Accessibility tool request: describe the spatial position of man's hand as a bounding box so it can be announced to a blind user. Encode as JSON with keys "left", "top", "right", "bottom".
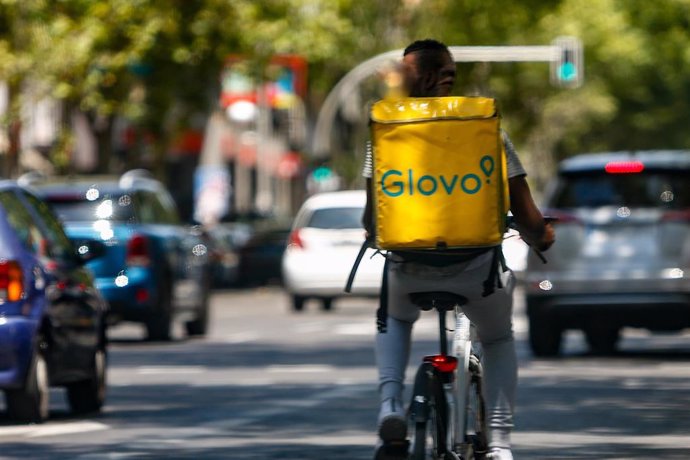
{"left": 535, "top": 221, "right": 555, "bottom": 252}
{"left": 509, "top": 176, "right": 556, "bottom": 252}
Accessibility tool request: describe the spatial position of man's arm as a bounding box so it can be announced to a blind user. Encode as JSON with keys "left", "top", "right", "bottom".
{"left": 509, "top": 175, "right": 555, "bottom": 251}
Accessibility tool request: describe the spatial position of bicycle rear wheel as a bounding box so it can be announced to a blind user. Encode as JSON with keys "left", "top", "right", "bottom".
{"left": 410, "top": 369, "right": 448, "bottom": 460}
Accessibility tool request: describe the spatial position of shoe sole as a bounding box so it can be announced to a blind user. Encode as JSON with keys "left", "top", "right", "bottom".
{"left": 378, "top": 415, "right": 407, "bottom": 443}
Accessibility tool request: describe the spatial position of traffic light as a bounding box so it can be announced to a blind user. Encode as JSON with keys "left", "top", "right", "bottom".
{"left": 307, "top": 166, "right": 341, "bottom": 193}
{"left": 551, "top": 36, "right": 583, "bottom": 88}
{"left": 312, "top": 166, "right": 334, "bottom": 182}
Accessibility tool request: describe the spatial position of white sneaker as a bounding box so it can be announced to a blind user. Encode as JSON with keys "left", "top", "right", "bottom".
{"left": 487, "top": 447, "right": 514, "bottom": 460}
{"left": 377, "top": 397, "right": 407, "bottom": 442}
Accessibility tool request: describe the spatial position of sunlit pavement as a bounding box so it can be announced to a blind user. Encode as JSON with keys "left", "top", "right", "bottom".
{"left": 1, "top": 286, "right": 689, "bottom": 459}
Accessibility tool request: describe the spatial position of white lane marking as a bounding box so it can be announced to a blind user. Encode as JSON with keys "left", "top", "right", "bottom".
{"left": 220, "top": 332, "right": 259, "bottom": 343}
{"left": 0, "top": 421, "right": 108, "bottom": 439}
{"left": 334, "top": 323, "right": 373, "bottom": 335}
{"left": 136, "top": 366, "right": 205, "bottom": 375}
{"left": 265, "top": 364, "right": 337, "bottom": 373}
{"left": 189, "top": 430, "right": 690, "bottom": 449}
{"left": 221, "top": 432, "right": 377, "bottom": 447}
{"left": 515, "top": 431, "right": 690, "bottom": 449}
{"left": 294, "top": 322, "right": 324, "bottom": 333}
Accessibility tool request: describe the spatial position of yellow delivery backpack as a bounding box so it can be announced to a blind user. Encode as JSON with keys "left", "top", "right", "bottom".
{"left": 370, "top": 96, "right": 510, "bottom": 251}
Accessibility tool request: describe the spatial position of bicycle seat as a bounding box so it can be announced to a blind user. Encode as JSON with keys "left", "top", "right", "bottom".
{"left": 408, "top": 291, "right": 468, "bottom": 311}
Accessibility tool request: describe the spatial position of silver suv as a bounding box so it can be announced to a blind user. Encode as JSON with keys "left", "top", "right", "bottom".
{"left": 523, "top": 150, "right": 690, "bottom": 356}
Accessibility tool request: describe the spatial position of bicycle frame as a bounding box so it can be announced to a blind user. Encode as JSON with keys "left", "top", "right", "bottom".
{"left": 451, "top": 308, "right": 486, "bottom": 458}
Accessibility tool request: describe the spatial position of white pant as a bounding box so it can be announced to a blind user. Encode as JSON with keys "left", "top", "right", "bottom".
{"left": 375, "top": 251, "right": 517, "bottom": 449}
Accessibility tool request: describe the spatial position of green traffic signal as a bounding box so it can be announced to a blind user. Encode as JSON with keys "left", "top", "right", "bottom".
{"left": 550, "top": 36, "right": 583, "bottom": 88}
{"left": 558, "top": 61, "right": 577, "bottom": 81}
{"left": 312, "top": 166, "right": 333, "bottom": 181}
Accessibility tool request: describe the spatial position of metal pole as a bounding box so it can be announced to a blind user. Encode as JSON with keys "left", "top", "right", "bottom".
{"left": 311, "top": 45, "right": 563, "bottom": 158}
{"left": 255, "top": 84, "right": 273, "bottom": 213}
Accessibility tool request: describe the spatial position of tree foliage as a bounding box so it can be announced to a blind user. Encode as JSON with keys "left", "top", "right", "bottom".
{"left": 1, "top": 0, "right": 690, "bottom": 188}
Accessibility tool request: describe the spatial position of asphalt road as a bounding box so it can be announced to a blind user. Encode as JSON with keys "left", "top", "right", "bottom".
{"left": 1, "top": 285, "right": 689, "bottom": 459}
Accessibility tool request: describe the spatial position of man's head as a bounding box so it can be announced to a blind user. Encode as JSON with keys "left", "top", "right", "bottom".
{"left": 402, "top": 39, "right": 456, "bottom": 97}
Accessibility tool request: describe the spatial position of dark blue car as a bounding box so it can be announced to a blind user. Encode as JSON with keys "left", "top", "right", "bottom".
{"left": 28, "top": 170, "right": 211, "bottom": 341}
{"left": 0, "top": 181, "right": 108, "bottom": 423}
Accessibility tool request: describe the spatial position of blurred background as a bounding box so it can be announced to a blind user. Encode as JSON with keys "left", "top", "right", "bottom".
{"left": 2, "top": 0, "right": 689, "bottom": 226}
{"left": 3, "top": 3, "right": 690, "bottom": 456}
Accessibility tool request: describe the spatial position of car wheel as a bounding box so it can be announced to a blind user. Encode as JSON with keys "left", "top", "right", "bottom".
{"left": 292, "top": 295, "right": 306, "bottom": 312}
{"left": 67, "top": 348, "right": 107, "bottom": 414}
{"left": 585, "top": 324, "right": 620, "bottom": 355}
{"left": 528, "top": 313, "right": 562, "bottom": 357}
{"left": 186, "top": 277, "right": 210, "bottom": 337}
{"left": 5, "top": 350, "right": 49, "bottom": 423}
{"left": 321, "top": 297, "right": 334, "bottom": 312}
{"left": 146, "top": 280, "right": 173, "bottom": 341}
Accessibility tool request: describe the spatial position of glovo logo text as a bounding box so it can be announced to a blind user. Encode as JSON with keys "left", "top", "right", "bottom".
{"left": 380, "top": 155, "right": 495, "bottom": 197}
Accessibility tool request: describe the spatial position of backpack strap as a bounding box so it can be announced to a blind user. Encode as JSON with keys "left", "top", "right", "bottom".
{"left": 345, "top": 239, "right": 389, "bottom": 333}
{"left": 344, "top": 239, "right": 371, "bottom": 293}
{"left": 481, "top": 246, "right": 508, "bottom": 297}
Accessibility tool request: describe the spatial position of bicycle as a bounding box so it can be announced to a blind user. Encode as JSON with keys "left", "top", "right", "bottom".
{"left": 407, "top": 290, "right": 486, "bottom": 460}
{"left": 404, "top": 218, "right": 554, "bottom": 460}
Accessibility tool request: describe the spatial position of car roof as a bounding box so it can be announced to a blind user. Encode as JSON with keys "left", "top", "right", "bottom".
{"left": 300, "top": 190, "right": 366, "bottom": 210}
{"left": 0, "top": 179, "right": 21, "bottom": 191}
{"left": 559, "top": 150, "right": 690, "bottom": 173}
{"left": 21, "top": 170, "right": 164, "bottom": 196}
{"left": 30, "top": 178, "right": 122, "bottom": 195}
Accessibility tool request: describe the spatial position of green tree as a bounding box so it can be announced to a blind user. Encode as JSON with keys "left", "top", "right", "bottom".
{"left": 3, "top": 0, "right": 690, "bottom": 193}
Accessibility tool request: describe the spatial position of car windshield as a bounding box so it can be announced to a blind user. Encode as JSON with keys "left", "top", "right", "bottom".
{"left": 45, "top": 193, "right": 136, "bottom": 222}
{"left": 307, "top": 207, "right": 363, "bottom": 229}
{"left": 553, "top": 170, "right": 690, "bottom": 209}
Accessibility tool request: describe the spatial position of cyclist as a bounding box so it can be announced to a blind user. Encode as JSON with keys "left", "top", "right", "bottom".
{"left": 364, "top": 39, "right": 555, "bottom": 460}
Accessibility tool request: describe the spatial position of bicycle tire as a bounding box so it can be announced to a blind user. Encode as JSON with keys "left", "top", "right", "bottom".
{"left": 410, "top": 369, "right": 448, "bottom": 460}
{"left": 431, "top": 374, "right": 449, "bottom": 459}
{"left": 411, "top": 421, "right": 427, "bottom": 460}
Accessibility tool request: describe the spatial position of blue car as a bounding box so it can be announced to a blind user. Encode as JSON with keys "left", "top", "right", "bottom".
{"left": 28, "top": 170, "right": 212, "bottom": 341}
{"left": 0, "top": 181, "right": 108, "bottom": 423}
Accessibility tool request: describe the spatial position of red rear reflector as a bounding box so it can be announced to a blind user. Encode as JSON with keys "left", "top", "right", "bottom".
{"left": 424, "top": 355, "right": 458, "bottom": 373}
{"left": 605, "top": 161, "right": 644, "bottom": 174}
{"left": 0, "top": 260, "right": 24, "bottom": 301}
{"left": 135, "top": 288, "right": 150, "bottom": 303}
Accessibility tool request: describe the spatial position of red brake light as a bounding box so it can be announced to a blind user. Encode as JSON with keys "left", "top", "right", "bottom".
{"left": 287, "top": 229, "right": 305, "bottom": 249}
{"left": 661, "top": 209, "right": 690, "bottom": 222}
{"left": 543, "top": 209, "right": 581, "bottom": 224}
{"left": 126, "top": 234, "right": 151, "bottom": 267}
{"left": 605, "top": 161, "right": 644, "bottom": 174}
{"left": 424, "top": 355, "right": 458, "bottom": 373}
{"left": 0, "top": 260, "right": 24, "bottom": 302}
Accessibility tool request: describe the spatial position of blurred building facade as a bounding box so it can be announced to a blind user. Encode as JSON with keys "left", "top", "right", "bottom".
{"left": 195, "top": 54, "right": 309, "bottom": 226}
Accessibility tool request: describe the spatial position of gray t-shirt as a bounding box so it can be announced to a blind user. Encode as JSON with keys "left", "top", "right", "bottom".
{"left": 362, "top": 130, "right": 526, "bottom": 179}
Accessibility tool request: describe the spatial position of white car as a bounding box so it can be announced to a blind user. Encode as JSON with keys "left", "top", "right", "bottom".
{"left": 282, "top": 190, "right": 385, "bottom": 311}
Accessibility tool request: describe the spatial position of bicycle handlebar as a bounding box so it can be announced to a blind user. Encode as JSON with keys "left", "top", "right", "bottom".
{"left": 506, "top": 215, "right": 557, "bottom": 264}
